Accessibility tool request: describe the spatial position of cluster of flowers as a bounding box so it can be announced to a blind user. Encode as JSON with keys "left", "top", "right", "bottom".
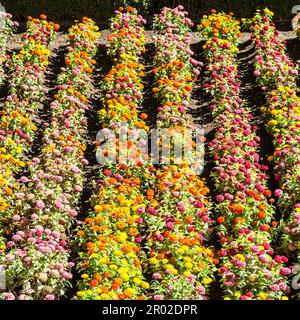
{"left": 251, "top": 9, "right": 300, "bottom": 277}
{"left": 0, "top": 15, "right": 59, "bottom": 167}
{"left": 199, "top": 11, "right": 290, "bottom": 299}
{"left": 0, "top": 16, "right": 58, "bottom": 247}
{"left": 0, "top": 17, "right": 101, "bottom": 300}
{"left": 146, "top": 6, "right": 216, "bottom": 300}
{"left": 75, "top": 7, "right": 151, "bottom": 300}
{"left": 0, "top": 11, "right": 18, "bottom": 85}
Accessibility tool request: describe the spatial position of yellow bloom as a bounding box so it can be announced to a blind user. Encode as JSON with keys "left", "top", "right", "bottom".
{"left": 203, "top": 278, "right": 213, "bottom": 285}
{"left": 101, "top": 293, "right": 110, "bottom": 299}
{"left": 235, "top": 254, "right": 245, "bottom": 261}
{"left": 268, "top": 119, "right": 278, "bottom": 126}
{"left": 149, "top": 258, "right": 158, "bottom": 265}
{"left": 76, "top": 291, "right": 85, "bottom": 297}
{"left": 258, "top": 292, "right": 266, "bottom": 299}
{"left": 121, "top": 273, "right": 130, "bottom": 282}
{"left": 134, "top": 278, "right": 141, "bottom": 285}
{"left": 185, "top": 262, "right": 193, "bottom": 269}
{"left": 119, "top": 232, "right": 128, "bottom": 242}
{"left": 118, "top": 267, "right": 127, "bottom": 274}
{"left": 141, "top": 281, "right": 150, "bottom": 289}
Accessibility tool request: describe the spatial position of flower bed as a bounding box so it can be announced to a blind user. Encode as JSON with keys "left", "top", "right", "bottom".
{"left": 0, "top": 17, "right": 100, "bottom": 300}
{"left": 199, "top": 11, "right": 289, "bottom": 300}
{"left": 145, "top": 6, "right": 216, "bottom": 300}
{"left": 251, "top": 8, "right": 300, "bottom": 291}
{"left": 0, "top": 15, "right": 58, "bottom": 246}
{"left": 75, "top": 7, "right": 151, "bottom": 300}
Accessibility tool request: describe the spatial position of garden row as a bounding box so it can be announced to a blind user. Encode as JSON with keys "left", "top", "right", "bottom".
{"left": 251, "top": 9, "right": 300, "bottom": 293}
{"left": 199, "top": 11, "right": 290, "bottom": 299}
{"left": 0, "top": 16, "right": 101, "bottom": 300}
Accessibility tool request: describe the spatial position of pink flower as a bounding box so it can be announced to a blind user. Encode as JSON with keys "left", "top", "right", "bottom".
{"left": 69, "top": 210, "right": 78, "bottom": 217}
{"left": 135, "top": 236, "right": 142, "bottom": 243}
{"left": 35, "top": 200, "right": 45, "bottom": 210}
{"left": 274, "top": 189, "right": 283, "bottom": 197}
{"left": 280, "top": 267, "right": 291, "bottom": 275}
{"left": 3, "top": 292, "right": 15, "bottom": 300}
{"left": 216, "top": 195, "right": 224, "bottom": 202}
{"left": 137, "top": 206, "right": 145, "bottom": 214}
{"left": 148, "top": 207, "right": 157, "bottom": 215}
{"left": 54, "top": 201, "right": 64, "bottom": 210}
{"left": 73, "top": 185, "right": 83, "bottom": 192}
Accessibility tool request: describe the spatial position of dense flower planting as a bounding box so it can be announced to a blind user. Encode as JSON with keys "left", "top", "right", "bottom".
{"left": 0, "top": 17, "right": 100, "bottom": 300}
{"left": 1, "top": 16, "right": 58, "bottom": 166}
{"left": 146, "top": 5, "right": 216, "bottom": 300}
{"left": 199, "top": 11, "right": 290, "bottom": 300}
{"left": 75, "top": 7, "right": 151, "bottom": 300}
{"left": 251, "top": 8, "right": 300, "bottom": 292}
{"left": 0, "top": 16, "right": 58, "bottom": 247}
{"left": 0, "top": 5, "right": 298, "bottom": 301}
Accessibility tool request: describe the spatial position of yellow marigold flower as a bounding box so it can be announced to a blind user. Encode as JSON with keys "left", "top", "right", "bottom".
{"left": 235, "top": 254, "right": 245, "bottom": 261}
{"left": 149, "top": 258, "right": 158, "bottom": 265}
{"left": 268, "top": 119, "right": 278, "bottom": 126}
{"left": 258, "top": 292, "right": 266, "bottom": 299}
{"left": 101, "top": 293, "right": 110, "bottom": 300}
{"left": 76, "top": 291, "right": 85, "bottom": 297}
{"left": 109, "top": 264, "right": 118, "bottom": 270}
{"left": 183, "top": 271, "right": 191, "bottom": 277}
{"left": 121, "top": 274, "right": 130, "bottom": 282}
{"left": 203, "top": 278, "right": 213, "bottom": 285}
{"left": 184, "top": 262, "right": 193, "bottom": 269}
{"left": 119, "top": 232, "right": 128, "bottom": 242}
{"left": 134, "top": 278, "right": 141, "bottom": 285}
{"left": 141, "top": 282, "right": 150, "bottom": 289}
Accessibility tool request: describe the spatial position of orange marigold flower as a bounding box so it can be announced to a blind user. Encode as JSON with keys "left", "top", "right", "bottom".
{"left": 90, "top": 280, "right": 98, "bottom": 287}
{"left": 217, "top": 216, "right": 225, "bottom": 224}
